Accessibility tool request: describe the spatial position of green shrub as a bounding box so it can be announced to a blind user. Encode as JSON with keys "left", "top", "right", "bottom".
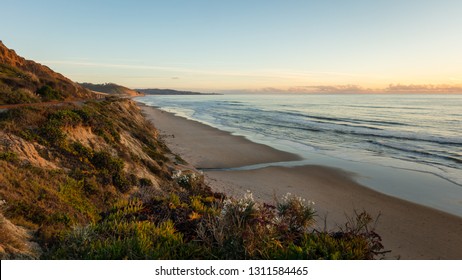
{"left": 83, "top": 176, "right": 99, "bottom": 195}
{"left": 112, "top": 172, "right": 130, "bottom": 193}
{"left": 39, "top": 119, "right": 66, "bottom": 146}
{"left": 276, "top": 193, "right": 316, "bottom": 236}
{"left": 70, "top": 142, "right": 93, "bottom": 161}
{"left": 91, "top": 151, "right": 123, "bottom": 172}
{"left": 0, "top": 151, "right": 18, "bottom": 162}
{"left": 73, "top": 108, "right": 93, "bottom": 124}
{"left": 1, "top": 88, "right": 40, "bottom": 104}
{"left": 37, "top": 85, "right": 63, "bottom": 101}
{"left": 45, "top": 191, "right": 386, "bottom": 260}
{"left": 8, "top": 201, "right": 48, "bottom": 225}
{"left": 139, "top": 178, "right": 153, "bottom": 188}
{"left": 57, "top": 178, "right": 98, "bottom": 222}
{"left": 18, "top": 129, "right": 36, "bottom": 141}
{"left": 46, "top": 200, "right": 190, "bottom": 259}
{"left": 92, "top": 119, "right": 120, "bottom": 145}
{"left": 48, "top": 110, "right": 82, "bottom": 127}
{"left": 89, "top": 151, "right": 132, "bottom": 192}
{"left": 173, "top": 171, "right": 204, "bottom": 194}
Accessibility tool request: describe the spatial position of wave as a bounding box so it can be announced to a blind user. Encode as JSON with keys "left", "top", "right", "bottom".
{"left": 367, "top": 140, "right": 462, "bottom": 165}
{"left": 344, "top": 104, "right": 425, "bottom": 110}
{"left": 140, "top": 94, "right": 462, "bottom": 173}
{"left": 248, "top": 114, "right": 462, "bottom": 147}
{"left": 283, "top": 110, "right": 408, "bottom": 127}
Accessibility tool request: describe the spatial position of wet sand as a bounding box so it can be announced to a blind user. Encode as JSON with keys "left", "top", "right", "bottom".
{"left": 140, "top": 103, "right": 462, "bottom": 259}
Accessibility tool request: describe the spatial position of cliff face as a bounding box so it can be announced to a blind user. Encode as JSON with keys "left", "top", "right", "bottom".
{"left": 0, "top": 41, "right": 193, "bottom": 259}
{"left": 0, "top": 42, "right": 27, "bottom": 68}
{"left": 80, "top": 82, "right": 142, "bottom": 97}
{"left": 0, "top": 98, "right": 187, "bottom": 259}
{"left": 0, "top": 41, "right": 95, "bottom": 104}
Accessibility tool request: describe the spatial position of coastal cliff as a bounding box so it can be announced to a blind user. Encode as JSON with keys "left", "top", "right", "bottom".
{"left": 0, "top": 41, "right": 95, "bottom": 105}
{"left": 0, "top": 98, "right": 190, "bottom": 258}
{"left": 79, "top": 82, "right": 143, "bottom": 97}
{"left": 0, "top": 42, "right": 384, "bottom": 260}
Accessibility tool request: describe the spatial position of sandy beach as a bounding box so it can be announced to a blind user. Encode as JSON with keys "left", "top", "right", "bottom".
{"left": 140, "top": 103, "right": 462, "bottom": 260}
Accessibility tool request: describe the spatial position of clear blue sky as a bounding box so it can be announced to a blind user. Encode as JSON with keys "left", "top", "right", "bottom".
{"left": 2, "top": 0, "right": 462, "bottom": 92}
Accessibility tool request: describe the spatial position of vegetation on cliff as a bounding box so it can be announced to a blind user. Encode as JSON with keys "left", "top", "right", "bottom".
{"left": 0, "top": 98, "right": 175, "bottom": 257}
{"left": 79, "top": 82, "right": 142, "bottom": 97}
{"left": 0, "top": 41, "right": 95, "bottom": 105}
{"left": 0, "top": 98, "right": 386, "bottom": 259}
{"left": 0, "top": 41, "right": 386, "bottom": 259}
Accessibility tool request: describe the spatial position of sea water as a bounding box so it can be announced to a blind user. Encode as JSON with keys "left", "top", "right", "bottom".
{"left": 136, "top": 94, "right": 462, "bottom": 216}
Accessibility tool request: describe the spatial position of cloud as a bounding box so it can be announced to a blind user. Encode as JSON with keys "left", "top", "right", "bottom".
{"left": 290, "top": 85, "right": 368, "bottom": 93}
{"left": 386, "top": 84, "right": 462, "bottom": 93}
{"left": 39, "top": 60, "right": 207, "bottom": 74}
{"left": 237, "top": 83, "right": 462, "bottom": 94}
{"left": 38, "top": 60, "right": 462, "bottom": 94}
{"left": 243, "top": 85, "right": 371, "bottom": 94}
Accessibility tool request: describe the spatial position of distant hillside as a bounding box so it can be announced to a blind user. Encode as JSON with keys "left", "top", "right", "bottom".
{"left": 137, "top": 88, "right": 220, "bottom": 95}
{"left": 80, "top": 82, "right": 142, "bottom": 97}
{"left": 0, "top": 41, "right": 95, "bottom": 105}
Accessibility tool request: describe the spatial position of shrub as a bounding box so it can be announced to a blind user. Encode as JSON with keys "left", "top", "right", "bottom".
{"left": 139, "top": 178, "right": 153, "bottom": 188}
{"left": 1, "top": 88, "right": 40, "bottom": 104}
{"left": 89, "top": 151, "right": 131, "bottom": 192}
{"left": 112, "top": 173, "right": 130, "bottom": 193}
{"left": 91, "top": 151, "right": 123, "bottom": 172}
{"left": 276, "top": 193, "right": 316, "bottom": 236}
{"left": 70, "top": 142, "right": 93, "bottom": 161}
{"left": 0, "top": 152, "right": 18, "bottom": 162}
{"left": 269, "top": 211, "right": 385, "bottom": 260}
{"left": 57, "top": 178, "right": 98, "bottom": 222}
{"left": 83, "top": 176, "right": 99, "bottom": 195}
{"left": 48, "top": 110, "right": 82, "bottom": 127}
{"left": 38, "top": 119, "right": 66, "bottom": 146}
{"left": 73, "top": 109, "right": 92, "bottom": 124}
{"left": 197, "top": 192, "right": 384, "bottom": 259}
{"left": 46, "top": 200, "right": 190, "bottom": 259}
{"left": 172, "top": 170, "right": 204, "bottom": 194}
{"left": 37, "top": 85, "right": 63, "bottom": 101}
{"left": 92, "top": 118, "right": 120, "bottom": 145}
{"left": 44, "top": 191, "right": 387, "bottom": 260}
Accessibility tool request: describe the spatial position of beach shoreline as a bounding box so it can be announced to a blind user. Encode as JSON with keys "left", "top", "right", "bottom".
{"left": 138, "top": 102, "right": 462, "bottom": 260}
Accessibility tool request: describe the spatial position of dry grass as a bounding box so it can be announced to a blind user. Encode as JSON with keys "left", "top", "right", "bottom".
{"left": 0, "top": 99, "right": 177, "bottom": 258}
{"left": 0, "top": 211, "right": 41, "bottom": 259}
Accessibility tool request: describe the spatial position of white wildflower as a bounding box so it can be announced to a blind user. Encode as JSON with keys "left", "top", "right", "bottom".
{"left": 220, "top": 199, "right": 233, "bottom": 217}
{"left": 281, "top": 192, "right": 315, "bottom": 208}
{"left": 172, "top": 170, "right": 182, "bottom": 179}
{"left": 243, "top": 190, "right": 254, "bottom": 202}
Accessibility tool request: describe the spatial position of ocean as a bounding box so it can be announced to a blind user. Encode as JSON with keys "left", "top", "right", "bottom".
{"left": 136, "top": 94, "right": 462, "bottom": 217}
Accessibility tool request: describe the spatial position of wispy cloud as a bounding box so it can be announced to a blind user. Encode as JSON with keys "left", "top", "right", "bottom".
{"left": 40, "top": 60, "right": 210, "bottom": 74}
{"left": 385, "top": 84, "right": 462, "bottom": 93}
{"left": 233, "top": 84, "right": 462, "bottom": 94}
{"left": 240, "top": 84, "right": 371, "bottom": 94}
{"left": 39, "top": 60, "right": 376, "bottom": 81}
{"left": 39, "top": 60, "right": 462, "bottom": 93}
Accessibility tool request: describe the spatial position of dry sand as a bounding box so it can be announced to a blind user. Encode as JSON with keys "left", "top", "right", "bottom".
{"left": 140, "top": 104, "right": 462, "bottom": 259}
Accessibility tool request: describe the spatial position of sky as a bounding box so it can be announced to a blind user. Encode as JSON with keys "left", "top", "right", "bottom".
{"left": 2, "top": 0, "right": 462, "bottom": 93}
